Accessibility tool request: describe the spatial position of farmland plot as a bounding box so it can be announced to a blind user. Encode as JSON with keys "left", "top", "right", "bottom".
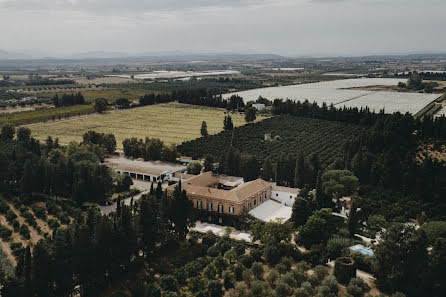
{"left": 224, "top": 78, "right": 441, "bottom": 115}
{"left": 178, "top": 115, "right": 363, "bottom": 165}
{"left": 27, "top": 103, "right": 266, "bottom": 147}
{"left": 338, "top": 92, "right": 440, "bottom": 115}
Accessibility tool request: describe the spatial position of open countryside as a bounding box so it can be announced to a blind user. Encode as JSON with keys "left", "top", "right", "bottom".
{"left": 26, "top": 102, "right": 267, "bottom": 147}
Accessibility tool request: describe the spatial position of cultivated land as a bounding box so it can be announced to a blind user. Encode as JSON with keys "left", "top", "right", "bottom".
{"left": 178, "top": 115, "right": 363, "bottom": 165}
{"left": 27, "top": 103, "right": 267, "bottom": 147}
{"left": 0, "top": 104, "right": 95, "bottom": 126}
{"left": 224, "top": 78, "right": 442, "bottom": 116}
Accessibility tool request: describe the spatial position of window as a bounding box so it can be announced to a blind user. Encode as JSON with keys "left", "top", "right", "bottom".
{"left": 276, "top": 193, "right": 278, "bottom": 197}
{"left": 264, "top": 192, "right": 267, "bottom": 199}
{"left": 248, "top": 202, "right": 252, "bottom": 208}
{"left": 207, "top": 202, "right": 213, "bottom": 211}
{"left": 254, "top": 199, "right": 257, "bottom": 206}
{"left": 197, "top": 200, "right": 202, "bottom": 210}
{"left": 229, "top": 206, "right": 234, "bottom": 214}
{"left": 218, "top": 204, "right": 223, "bottom": 213}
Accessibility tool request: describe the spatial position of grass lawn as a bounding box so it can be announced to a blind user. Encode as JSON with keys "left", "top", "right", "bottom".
{"left": 27, "top": 102, "right": 267, "bottom": 147}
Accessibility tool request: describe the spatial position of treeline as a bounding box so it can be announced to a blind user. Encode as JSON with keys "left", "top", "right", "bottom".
{"left": 0, "top": 126, "right": 115, "bottom": 203}
{"left": 52, "top": 93, "right": 85, "bottom": 107}
{"left": 271, "top": 98, "right": 446, "bottom": 139}
{"left": 122, "top": 137, "right": 178, "bottom": 162}
{"left": 25, "top": 76, "right": 76, "bottom": 86}
{"left": 395, "top": 71, "right": 446, "bottom": 80}
{"left": 1, "top": 184, "right": 194, "bottom": 296}
{"left": 272, "top": 99, "right": 383, "bottom": 126}
{"left": 138, "top": 90, "right": 245, "bottom": 110}
{"left": 82, "top": 130, "right": 116, "bottom": 154}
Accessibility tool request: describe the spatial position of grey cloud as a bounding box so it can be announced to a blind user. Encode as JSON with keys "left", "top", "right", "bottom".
{"left": 0, "top": 0, "right": 274, "bottom": 13}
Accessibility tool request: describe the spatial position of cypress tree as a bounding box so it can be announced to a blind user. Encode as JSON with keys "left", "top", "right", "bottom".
{"left": 24, "top": 246, "right": 32, "bottom": 296}
{"left": 294, "top": 151, "right": 305, "bottom": 188}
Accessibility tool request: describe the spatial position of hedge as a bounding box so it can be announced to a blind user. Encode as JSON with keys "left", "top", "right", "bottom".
{"left": 334, "top": 256, "right": 356, "bottom": 284}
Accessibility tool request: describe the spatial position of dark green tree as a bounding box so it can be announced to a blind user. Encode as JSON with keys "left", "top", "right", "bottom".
{"left": 294, "top": 151, "right": 305, "bottom": 188}
{"left": 1, "top": 124, "right": 15, "bottom": 140}
{"left": 201, "top": 121, "right": 209, "bottom": 137}
{"left": 93, "top": 98, "right": 108, "bottom": 113}
{"left": 245, "top": 107, "right": 257, "bottom": 123}
{"left": 223, "top": 114, "right": 234, "bottom": 131}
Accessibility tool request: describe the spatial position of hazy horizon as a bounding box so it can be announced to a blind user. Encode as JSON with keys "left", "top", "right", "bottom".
{"left": 1, "top": 0, "right": 445, "bottom": 58}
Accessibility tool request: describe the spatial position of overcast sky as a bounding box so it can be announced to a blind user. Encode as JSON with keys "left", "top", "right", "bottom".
{"left": 0, "top": 0, "right": 444, "bottom": 57}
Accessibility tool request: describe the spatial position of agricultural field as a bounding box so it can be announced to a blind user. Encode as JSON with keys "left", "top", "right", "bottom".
{"left": 178, "top": 115, "right": 363, "bottom": 165}
{"left": 224, "top": 78, "right": 442, "bottom": 115}
{"left": 0, "top": 104, "right": 95, "bottom": 126}
{"left": 0, "top": 196, "right": 78, "bottom": 276}
{"left": 26, "top": 103, "right": 267, "bottom": 147}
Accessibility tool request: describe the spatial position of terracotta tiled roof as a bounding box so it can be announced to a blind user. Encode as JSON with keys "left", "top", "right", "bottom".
{"left": 176, "top": 174, "right": 272, "bottom": 204}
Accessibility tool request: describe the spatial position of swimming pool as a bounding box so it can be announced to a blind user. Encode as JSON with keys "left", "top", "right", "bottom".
{"left": 349, "top": 244, "right": 375, "bottom": 257}
{"left": 353, "top": 247, "right": 374, "bottom": 256}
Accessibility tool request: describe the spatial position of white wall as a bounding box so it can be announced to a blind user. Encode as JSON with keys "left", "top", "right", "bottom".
{"left": 271, "top": 191, "right": 297, "bottom": 207}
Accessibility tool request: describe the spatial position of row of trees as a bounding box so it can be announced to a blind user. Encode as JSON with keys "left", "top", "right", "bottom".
{"left": 122, "top": 137, "right": 178, "bottom": 162}
{"left": 52, "top": 93, "right": 85, "bottom": 107}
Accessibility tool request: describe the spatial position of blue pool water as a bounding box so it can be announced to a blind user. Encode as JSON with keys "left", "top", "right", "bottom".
{"left": 354, "top": 248, "right": 374, "bottom": 257}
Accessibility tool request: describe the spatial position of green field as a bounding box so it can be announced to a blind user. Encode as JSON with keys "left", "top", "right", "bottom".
{"left": 0, "top": 105, "right": 95, "bottom": 127}
{"left": 178, "top": 115, "right": 364, "bottom": 165}
{"left": 27, "top": 103, "right": 267, "bottom": 147}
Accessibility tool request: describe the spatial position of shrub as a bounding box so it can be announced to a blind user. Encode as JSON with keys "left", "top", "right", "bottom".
{"left": 251, "top": 262, "right": 264, "bottom": 279}
{"left": 321, "top": 275, "right": 339, "bottom": 295}
{"left": 230, "top": 263, "right": 245, "bottom": 281}
{"left": 267, "top": 269, "right": 279, "bottom": 287}
{"left": 47, "top": 217, "right": 60, "bottom": 229}
{"left": 250, "top": 280, "right": 264, "bottom": 297}
{"left": 295, "top": 287, "right": 310, "bottom": 297}
{"left": 5, "top": 210, "right": 17, "bottom": 222}
{"left": 19, "top": 224, "right": 30, "bottom": 239}
{"left": 57, "top": 212, "right": 70, "bottom": 224}
{"left": 12, "top": 219, "right": 19, "bottom": 231}
{"left": 233, "top": 282, "right": 247, "bottom": 297}
{"left": 316, "top": 285, "right": 336, "bottom": 297}
{"left": 264, "top": 244, "right": 282, "bottom": 265}
{"left": 275, "top": 263, "right": 287, "bottom": 275}
{"left": 301, "top": 281, "right": 315, "bottom": 296}
{"left": 291, "top": 268, "right": 306, "bottom": 286}
{"left": 0, "top": 199, "right": 10, "bottom": 213}
{"left": 0, "top": 225, "right": 12, "bottom": 239}
{"left": 350, "top": 252, "right": 373, "bottom": 274}
{"left": 334, "top": 257, "right": 356, "bottom": 284}
{"left": 280, "top": 256, "right": 293, "bottom": 270}
{"left": 346, "top": 277, "right": 369, "bottom": 297}
{"left": 207, "top": 280, "right": 223, "bottom": 297}
{"left": 203, "top": 263, "right": 217, "bottom": 280}
{"left": 242, "top": 269, "right": 253, "bottom": 286}
{"left": 45, "top": 201, "right": 59, "bottom": 215}
{"left": 184, "top": 261, "right": 201, "bottom": 278}
{"left": 240, "top": 254, "right": 254, "bottom": 268}
{"left": 282, "top": 272, "right": 297, "bottom": 288}
{"left": 159, "top": 275, "right": 178, "bottom": 292}
{"left": 31, "top": 205, "right": 47, "bottom": 220}
{"left": 275, "top": 281, "right": 291, "bottom": 297}
{"left": 202, "top": 231, "right": 217, "bottom": 246}
{"left": 222, "top": 270, "right": 236, "bottom": 290}
{"left": 327, "top": 236, "right": 352, "bottom": 259}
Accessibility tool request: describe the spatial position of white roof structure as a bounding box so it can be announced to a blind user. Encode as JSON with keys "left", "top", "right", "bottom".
{"left": 249, "top": 199, "right": 293, "bottom": 222}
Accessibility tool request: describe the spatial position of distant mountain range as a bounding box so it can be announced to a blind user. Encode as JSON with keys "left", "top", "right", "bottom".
{"left": 0, "top": 49, "right": 445, "bottom": 68}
